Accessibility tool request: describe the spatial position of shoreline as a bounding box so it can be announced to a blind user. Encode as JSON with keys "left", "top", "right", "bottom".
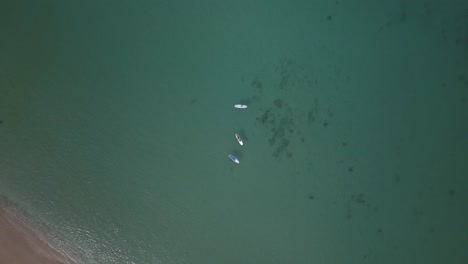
{"left": 0, "top": 198, "right": 77, "bottom": 264}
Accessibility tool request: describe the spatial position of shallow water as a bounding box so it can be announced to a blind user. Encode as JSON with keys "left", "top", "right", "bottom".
{"left": 1, "top": 1, "right": 468, "bottom": 263}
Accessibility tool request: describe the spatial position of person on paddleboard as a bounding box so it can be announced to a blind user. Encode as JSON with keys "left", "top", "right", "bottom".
{"left": 235, "top": 134, "right": 243, "bottom": 145}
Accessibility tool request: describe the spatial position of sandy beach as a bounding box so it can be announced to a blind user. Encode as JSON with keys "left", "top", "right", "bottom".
{"left": 0, "top": 205, "right": 76, "bottom": 264}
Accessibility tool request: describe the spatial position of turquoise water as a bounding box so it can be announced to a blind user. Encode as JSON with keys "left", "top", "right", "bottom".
{"left": 1, "top": 1, "right": 468, "bottom": 263}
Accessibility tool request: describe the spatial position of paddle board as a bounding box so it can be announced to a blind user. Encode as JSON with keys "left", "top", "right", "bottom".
{"left": 235, "top": 134, "right": 243, "bottom": 146}
{"left": 234, "top": 104, "right": 247, "bottom": 109}
{"left": 228, "top": 154, "right": 240, "bottom": 164}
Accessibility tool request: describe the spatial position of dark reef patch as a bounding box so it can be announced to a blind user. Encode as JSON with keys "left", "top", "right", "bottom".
{"left": 457, "top": 73, "right": 465, "bottom": 81}
{"left": 278, "top": 59, "right": 293, "bottom": 90}
{"left": 307, "top": 110, "right": 316, "bottom": 123}
{"left": 251, "top": 77, "right": 263, "bottom": 89}
{"left": 268, "top": 137, "right": 276, "bottom": 146}
{"left": 327, "top": 106, "right": 334, "bottom": 119}
{"left": 249, "top": 75, "right": 264, "bottom": 102}
{"left": 273, "top": 98, "right": 283, "bottom": 108}
{"left": 257, "top": 103, "right": 296, "bottom": 159}
{"left": 355, "top": 193, "right": 365, "bottom": 204}
{"left": 272, "top": 138, "right": 290, "bottom": 158}
{"left": 249, "top": 59, "right": 339, "bottom": 160}
{"left": 256, "top": 108, "right": 272, "bottom": 125}
{"left": 307, "top": 99, "right": 319, "bottom": 124}
{"left": 346, "top": 192, "right": 379, "bottom": 220}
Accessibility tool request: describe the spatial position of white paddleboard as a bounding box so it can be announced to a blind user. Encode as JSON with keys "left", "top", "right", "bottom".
{"left": 234, "top": 104, "right": 247, "bottom": 109}
{"left": 235, "top": 134, "right": 243, "bottom": 146}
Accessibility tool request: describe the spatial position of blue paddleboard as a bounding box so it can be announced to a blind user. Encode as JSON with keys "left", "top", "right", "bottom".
{"left": 228, "top": 154, "right": 239, "bottom": 164}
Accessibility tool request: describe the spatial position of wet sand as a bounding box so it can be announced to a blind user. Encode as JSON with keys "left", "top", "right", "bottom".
{"left": 0, "top": 206, "right": 76, "bottom": 264}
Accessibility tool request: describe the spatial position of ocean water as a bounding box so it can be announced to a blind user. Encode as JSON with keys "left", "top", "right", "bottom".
{"left": 1, "top": 1, "right": 467, "bottom": 263}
